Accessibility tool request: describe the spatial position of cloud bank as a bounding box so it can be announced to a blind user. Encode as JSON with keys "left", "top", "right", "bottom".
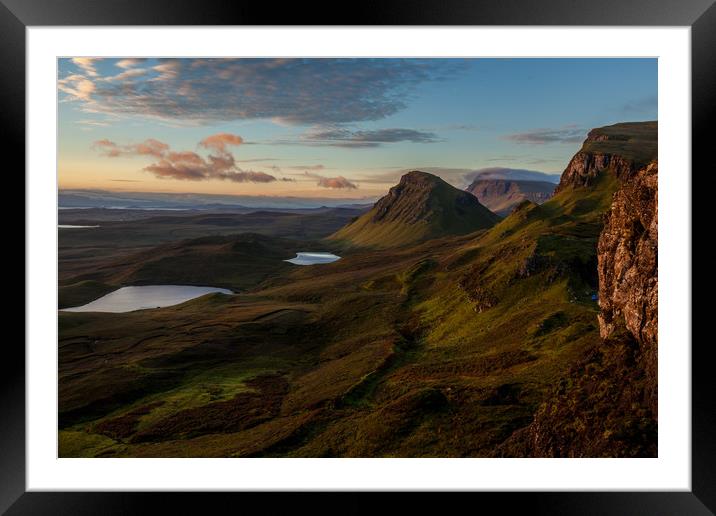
{"left": 463, "top": 167, "right": 562, "bottom": 184}
{"left": 60, "top": 58, "right": 462, "bottom": 125}
{"left": 300, "top": 127, "right": 440, "bottom": 148}
{"left": 503, "top": 126, "right": 586, "bottom": 144}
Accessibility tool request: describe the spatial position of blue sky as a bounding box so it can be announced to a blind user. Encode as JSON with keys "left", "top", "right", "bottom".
{"left": 58, "top": 58, "right": 657, "bottom": 199}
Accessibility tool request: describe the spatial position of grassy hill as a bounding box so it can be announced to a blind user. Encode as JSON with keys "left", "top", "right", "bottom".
{"left": 59, "top": 233, "right": 319, "bottom": 308}
{"left": 330, "top": 171, "right": 499, "bottom": 249}
{"left": 580, "top": 121, "right": 657, "bottom": 168}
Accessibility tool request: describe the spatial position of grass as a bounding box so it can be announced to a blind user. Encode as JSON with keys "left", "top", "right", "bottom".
{"left": 581, "top": 121, "right": 658, "bottom": 167}
{"left": 330, "top": 172, "right": 499, "bottom": 249}
{"left": 57, "top": 126, "right": 656, "bottom": 457}
{"left": 58, "top": 280, "right": 117, "bottom": 309}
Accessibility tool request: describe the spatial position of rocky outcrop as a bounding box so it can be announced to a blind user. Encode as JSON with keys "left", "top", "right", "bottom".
{"left": 466, "top": 179, "right": 555, "bottom": 217}
{"left": 495, "top": 139, "right": 658, "bottom": 457}
{"left": 555, "top": 121, "right": 658, "bottom": 193}
{"left": 597, "top": 161, "right": 658, "bottom": 346}
{"left": 597, "top": 160, "right": 658, "bottom": 415}
{"left": 495, "top": 331, "right": 657, "bottom": 458}
{"left": 555, "top": 150, "right": 636, "bottom": 192}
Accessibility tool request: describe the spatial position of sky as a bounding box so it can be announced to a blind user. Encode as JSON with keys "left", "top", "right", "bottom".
{"left": 58, "top": 58, "right": 657, "bottom": 201}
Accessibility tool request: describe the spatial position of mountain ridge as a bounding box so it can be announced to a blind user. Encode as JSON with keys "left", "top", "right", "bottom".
{"left": 329, "top": 170, "right": 499, "bottom": 248}
{"left": 466, "top": 178, "right": 555, "bottom": 216}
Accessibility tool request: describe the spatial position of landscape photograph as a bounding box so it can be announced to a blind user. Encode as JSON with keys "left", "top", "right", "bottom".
{"left": 57, "top": 57, "right": 658, "bottom": 458}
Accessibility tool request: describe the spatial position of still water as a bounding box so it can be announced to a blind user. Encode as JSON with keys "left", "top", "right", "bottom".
{"left": 61, "top": 285, "right": 232, "bottom": 313}
{"left": 284, "top": 252, "right": 341, "bottom": 265}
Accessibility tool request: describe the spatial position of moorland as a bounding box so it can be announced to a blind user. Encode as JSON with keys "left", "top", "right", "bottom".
{"left": 58, "top": 121, "right": 658, "bottom": 458}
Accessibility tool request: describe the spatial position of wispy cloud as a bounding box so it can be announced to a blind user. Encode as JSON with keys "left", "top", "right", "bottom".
{"left": 298, "top": 127, "right": 440, "bottom": 148}
{"left": 71, "top": 57, "right": 100, "bottom": 77}
{"left": 58, "top": 58, "right": 463, "bottom": 125}
{"left": 285, "top": 164, "right": 326, "bottom": 171}
{"left": 92, "top": 133, "right": 277, "bottom": 183}
{"left": 58, "top": 74, "right": 96, "bottom": 101}
{"left": 621, "top": 95, "right": 657, "bottom": 114}
{"left": 76, "top": 119, "right": 110, "bottom": 128}
{"left": 503, "top": 126, "right": 586, "bottom": 144}
{"left": 115, "top": 58, "right": 147, "bottom": 69}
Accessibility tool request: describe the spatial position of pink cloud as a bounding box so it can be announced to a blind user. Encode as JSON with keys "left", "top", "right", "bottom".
{"left": 199, "top": 133, "right": 244, "bottom": 153}
{"left": 317, "top": 176, "right": 358, "bottom": 189}
{"left": 93, "top": 134, "right": 276, "bottom": 184}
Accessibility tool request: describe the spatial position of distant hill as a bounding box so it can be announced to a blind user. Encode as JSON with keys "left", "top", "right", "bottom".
{"left": 466, "top": 179, "right": 555, "bottom": 217}
{"left": 58, "top": 122, "right": 661, "bottom": 459}
{"left": 329, "top": 171, "right": 499, "bottom": 248}
{"left": 62, "top": 233, "right": 307, "bottom": 299}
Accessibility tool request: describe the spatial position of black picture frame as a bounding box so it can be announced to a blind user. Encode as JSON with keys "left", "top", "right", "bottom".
{"left": 5, "top": 0, "right": 712, "bottom": 514}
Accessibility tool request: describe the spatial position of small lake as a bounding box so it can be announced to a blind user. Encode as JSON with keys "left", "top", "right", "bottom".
{"left": 285, "top": 252, "right": 341, "bottom": 265}
{"left": 58, "top": 225, "right": 100, "bottom": 229}
{"left": 61, "top": 285, "right": 233, "bottom": 313}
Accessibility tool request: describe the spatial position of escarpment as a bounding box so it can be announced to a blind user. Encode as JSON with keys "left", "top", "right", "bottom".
{"left": 496, "top": 122, "right": 658, "bottom": 457}
{"left": 597, "top": 160, "right": 658, "bottom": 416}
{"left": 556, "top": 121, "right": 658, "bottom": 193}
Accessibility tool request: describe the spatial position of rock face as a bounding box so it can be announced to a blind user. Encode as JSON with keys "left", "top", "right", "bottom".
{"left": 556, "top": 121, "right": 658, "bottom": 193}
{"left": 330, "top": 171, "right": 499, "bottom": 248}
{"left": 466, "top": 179, "right": 555, "bottom": 216}
{"left": 597, "top": 160, "right": 658, "bottom": 415}
{"left": 495, "top": 122, "right": 659, "bottom": 457}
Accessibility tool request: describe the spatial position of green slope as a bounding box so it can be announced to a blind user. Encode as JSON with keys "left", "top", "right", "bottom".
{"left": 329, "top": 171, "right": 499, "bottom": 249}
{"left": 57, "top": 122, "right": 658, "bottom": 458}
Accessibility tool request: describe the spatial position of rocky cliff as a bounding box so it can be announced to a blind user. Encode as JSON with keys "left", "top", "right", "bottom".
{"left": 466, "top": 179, "right": 555, "bottom": 216}
{"left": 597, "top": 160, "right": 658, "bottom": 416}
{"left": 556, "top": 121, "right": 658, "bottom": 193}
{"left": 496, "top": 122, "right": 658, "bottom": 457}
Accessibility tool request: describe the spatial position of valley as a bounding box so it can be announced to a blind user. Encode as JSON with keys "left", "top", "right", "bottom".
{"left": 58, "top": 122, "right": 658, "bottom": 458}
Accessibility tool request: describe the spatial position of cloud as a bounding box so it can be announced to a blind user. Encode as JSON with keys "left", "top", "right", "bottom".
{"left": 71, "top": 57, "right": 100, "bottom": 77}
{"left": 152, "top": 61, "right": 181, "bottom": 81}
{"left": 116, "top": 58, "right": 147, "bottom": 69}
{"left": 58, "top": 58, "right": 462, "bottom": 125}
{"left": 105, "top": 68, "right": 148, "bottom": 82}
{"left": 463, "top": 167, "right": 562, "bottom": 184}
{"left": 58, "top": 74, "right": 96, "bottom": 101}
{"left": 445, "top": 124, "right": 480, "bottom": 131}
{"left": 93, "top": 138, "right": 169, "bottom": 158}
{"left": 301, "top": 171, "right": 358, "bottom": 189}
{"left": 199, "top": 133, "right": 244, "bottom": 153}
{"left": 77, "top": 119, "right": 110, "bottom": 128}
{"left": 286, "top": 164, "right": 325, "bottom": 171}
{"left": 316, "top": 176, "right": 358, "bottom": 189}
{"left": 235, "top": 158, "right": 282, "bottom": 163}
{"left": 503, "top": 126, "right": 586, "bottom": 144}
{"left": 364, "top": 167, "right": 561, "bottom": 187}
{"left": 299, "top": 127, "right": 440, "bottom": 148}
{"left": 622, "top": 95, "right": 658, "bottom": 114}
{"left": 92, "top": 134, "right": 277, "bottom": 184}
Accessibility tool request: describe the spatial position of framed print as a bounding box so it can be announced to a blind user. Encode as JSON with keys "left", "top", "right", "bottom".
{"left": 6, "top": 0, "right": 713, "bottom": 513}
